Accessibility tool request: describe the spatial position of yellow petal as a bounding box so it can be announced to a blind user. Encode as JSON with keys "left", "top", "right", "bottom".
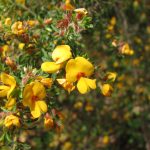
{"left": 106, "top": 72, "right": 117, "bottom": 82}
{"left": 77, "top": 77, "right": 96, "bottom": 94}
{"left": 36, "top": 101, "right": 47, "bottom": 113}
{"left": 75, "top": 57, "right": 94, "bottom": 76}
{"left": 0, "top": 85, "right": 10, "bottom": 97}
{"left": 5, "top": 97, "right": 16, "bottom": 110}
{"left": 4, "top": 115, "right": 20, "bottom": 128}
{"left": 85, "top": 78, "right": 96, "bottom": 89}
{"left": 66, "top": 57, "right": 94, "bottom": 82}
{"left": 31, "top": 102, "right": 41, "bottom": 118}
{"left": 101, "top": 84, "right": 113, "bottom": 96}
{"left": 57, "top": 79, "right": 66, "bottom": 85}
{"left": 52, "top": 45, "right": 72, "bottom": 64}
{"left": 31, "top": 101, "right": 47, "bottom": 118}
{"left": 77, "top": 77, "right": 89, "bottom": 94}
{"left": 57, "top": 78, "right": 75, "bottom": 93}
{"left": 23, "top": 83, "right": 33, "bottom": 107}
{"left": 41, "top": 62, "right": 63, "bottom": 73}
{"left": 74, "top": 8, "right": 88, "bottom": 15}
{"left": 64, "top": 0, "right": 75, "bottom": 11}
{"left": 1, "top": 73, "right": 16, "bottom": 98}
{"left": 66, "top": 59, "right": 79, "bottom": 82}
{"left": 40, "top": 78, "right": 53, "bottom": 88}
{"left": 1, "top": 73, "right": 16, "bottom": 86}
{"left": 18, "top": 43, "right": 25, "bottom": 50}
{"left": 32, "top": 82, "right": 46, "bottom": 100}
{"left": 12, "top": 118, "right": 20, "bottom": 127}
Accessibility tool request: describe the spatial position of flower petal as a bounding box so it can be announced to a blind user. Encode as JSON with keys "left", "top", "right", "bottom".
{"left": 31, "top": 100, "right": 47, "bottom": 118}
{"left": 1, "top": 73, "right": 16, "bottom": 87}
{"left": 77, "top": 77, "right": 89, "bottom": 94}
{"left": 41, "top": 62, "right": 63, "bottom": 73}
{"left": 23, "top": 83, "right": 33, "bottom": 107}
{"left": 66, "top": 57, "right": 94, "bottom": 82}
{"left": 1, "top": 73, "right": 16, "bottom": 98}
{"left": 52, "top": 45, "right": 72, "bottom": 64}
{"left": 0, "top": 85, "right": 10, "bottom": 97}
{"left": 75, "top": 57, "right": 94, "bottom": 77}
{"left": 32, "top": 82, "right": 46, "bottom": 100}
{"left": 31, "top": 102, "right": 41, "bottom": 118}
{"left": 37, "top": 101, "right": 47, "bottom": 113}
{"left": 5, "top": 97, "right": 16, "bottom": 110}
{"left": 66, "top": 59, "right": 79, "bottom": 82}
{"left": 85, "top": 78, "right": 96, "bottom": 90}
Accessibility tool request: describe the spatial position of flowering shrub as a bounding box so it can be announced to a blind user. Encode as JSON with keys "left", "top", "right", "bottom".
{"left": 0, "top": 0, "right": 149, "bottom": 150}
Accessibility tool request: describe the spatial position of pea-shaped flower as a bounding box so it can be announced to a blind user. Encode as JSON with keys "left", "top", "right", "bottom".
{"left": 66, "top": 57, "right": 96, "bottom": 94}
{"left": 0, "top": 73, "right": 16, "bottom": 98}
{"left": 41, "top": 45, "right": 72, "bottom": 73}
{"left": 4, "top": 115, "right": 20, "bottom": 128}
{"left": 23, "top": 81, "right": 47, "bottom": 118}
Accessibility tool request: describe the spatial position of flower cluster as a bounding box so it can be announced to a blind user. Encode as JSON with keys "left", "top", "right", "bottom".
{"left": 0, "top": 1, "right": 101, "bottom": 147}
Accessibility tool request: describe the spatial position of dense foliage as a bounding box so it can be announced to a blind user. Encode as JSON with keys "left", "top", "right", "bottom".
{"left": 0, "top": 0, "right": 150, "bottom": 150}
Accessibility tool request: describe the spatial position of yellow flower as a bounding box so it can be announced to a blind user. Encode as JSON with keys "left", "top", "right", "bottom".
{"left": 100, "top": 84, "right": 113, "bottom": 96}
{"left": 66, "top": 57, "right": 96, "bottom": 94}
{"left": 57, "top": 78, "right": 75, "bottom": 93}
{"left": 36, "top": 76, "right": 53, "bottom": 88}
{"left": 4, "top": 115, "right": 20, "bottom": 128}
{"left": 62, "top": 141, "right": 73, "bottom": 150}
{"left": 41, "top": 45, "right": 72, "bottom": 73}
{"left": 23, "top": 81, "right": 47, "bottom": 118}
{"left": 4, "top": 18, "right": 12, "bottom": 26}
{"left": 5, "top": 97, "right": 16, "bottom": 110}
{"left": 102, "top": 135, "right": 110, "bottom": 145}
{"left": 112, "top": 39, "right": 118, "bottom": 47}
{"left": 1, "top": 45, "right": 9, "bottom": 57}
{"left": 74, "top": 8, "right": 88, "bottom": 15}
{"left": 40, "top": 78, "right": 53, "bottom": 88}
{"left": 11, "top": 21, "right": 26, "bottom": 35}
{"left": 27, "top": 20, "right": 39, "bottom": 27}
{"left": 74, "top": 101, "right": 83, "bottom": 109}
{"left": 44, "top": 113, "right": 54, "bottom": 129}
{"left": 63, "top": 0, "right": 75, "bottom": 11}
{"left": 0, "top": 73, "right": 16, "bottom": 98}
{"left": 110, "top": 17, "right": 116, "bottom": 26}
{"left": 52, "top": 45, "right": 72, "bottom": 64}
{"left": 120, "top": 43, "right": 134, "bottom": 55}
{"left": 41, "top": 62, "right": 63, "bottom": 73}
{"left": 18, "top": 43, "right": 25, "bottom": 50}
{"left": 106, "top": 72, "right": 117, "bottom": 82}
{"left": 85, "top": 103, "right": 94, "bottom": 112}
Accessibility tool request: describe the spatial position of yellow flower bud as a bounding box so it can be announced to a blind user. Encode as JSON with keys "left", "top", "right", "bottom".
{"left": 102, "top": 135, "right": 110, "bottom": 145}
{"left": 4, "top": 18, "right": 12, "bottom": 26}
{"left": 106, "top": 72, "right": 117, "bottom": 82}
{"left": 62, "top": 141, "right": 72, "bottom": 150}
{"left": 100, "top": 84, "right": 113, "bottom": 96}
{"left": 74, "top": 101, "right": 83, "bottom": 109}
{"left": 85, "top": 103, "right": 94, "bottom": 112}
{"left": 110, "top": 17, "right": 116, "bottom": 26}
{"left": 18, "top": 43, "right": 25, "bottom": 50}
{"left": 74, "top": 8, "right": 88, "bottom": 15}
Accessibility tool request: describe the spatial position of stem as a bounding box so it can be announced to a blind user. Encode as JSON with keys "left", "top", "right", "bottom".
{"left": 12, "top": 135, "right": 17, "bottom": 150}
